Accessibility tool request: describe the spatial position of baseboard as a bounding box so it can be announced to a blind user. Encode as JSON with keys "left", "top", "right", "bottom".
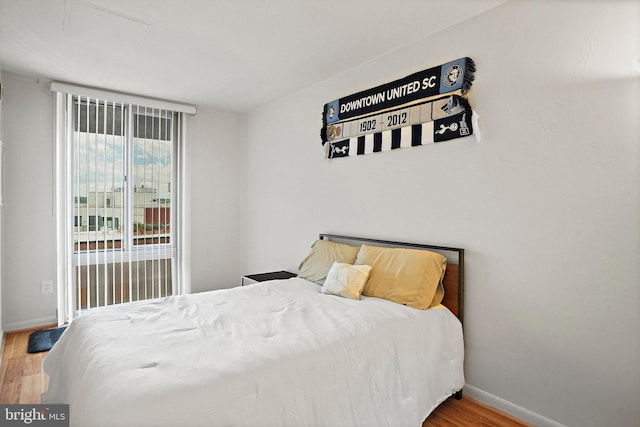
{"left": 4, "top": 316, "right": 57, "bottom": 332}
{"left": 464, "top": 384, "right": 567, "bottom": 427}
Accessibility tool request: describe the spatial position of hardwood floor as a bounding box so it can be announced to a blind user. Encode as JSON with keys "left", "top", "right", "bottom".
{"left": 423, "top": 396, "right": 534, "bottom": 426}
{"left": 1, "top": 328, "right": 533, "bottom": 426}
{"left": 0, "top": 327, "right": 52, "bottom": 404}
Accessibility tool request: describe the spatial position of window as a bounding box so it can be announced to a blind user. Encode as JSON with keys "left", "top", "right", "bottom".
{"left": 54, "top": 83, "right": 195, "bottom": 323}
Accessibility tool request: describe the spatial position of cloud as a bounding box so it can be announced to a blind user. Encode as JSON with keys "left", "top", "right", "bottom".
{"left": 73, "top": 132, "right": 172, "bottom": 199}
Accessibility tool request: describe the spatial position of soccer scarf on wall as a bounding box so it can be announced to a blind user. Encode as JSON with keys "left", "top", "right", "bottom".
{"left": 320, "top": 57, "right": 476, "bottom": 159}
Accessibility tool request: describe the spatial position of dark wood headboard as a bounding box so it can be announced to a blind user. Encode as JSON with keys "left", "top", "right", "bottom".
{"left": 319, "top": 234, "right": 465, "bottom": 325}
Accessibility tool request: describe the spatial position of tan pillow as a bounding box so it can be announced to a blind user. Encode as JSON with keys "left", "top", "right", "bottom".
{"left": 298, "top": 240, "right": 361, "bottom": 285}
{"left": 355, "top": 244, "right": 447, "bottom": 310}
{"left": 321, "top": 262, "right": 372, "bottom": 300}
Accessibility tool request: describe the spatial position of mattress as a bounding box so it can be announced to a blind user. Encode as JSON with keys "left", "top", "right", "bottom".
{"left": 43, "top": 278, "right": 464, "bottom": 427}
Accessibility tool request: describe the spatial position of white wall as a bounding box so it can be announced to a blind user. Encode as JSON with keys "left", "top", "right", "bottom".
{"left": 1, "top": 74, "right": 57, "bottom": 330}
{"left": 243, "top": 1, "right": 639, "bottom": 427}
{"left": 187, "top": 107, "right": 245, "bottom": 292}
{"left": 0, "top": 72, "right": 246, "bottom": 329}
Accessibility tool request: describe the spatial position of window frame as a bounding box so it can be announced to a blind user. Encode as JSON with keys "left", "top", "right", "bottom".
{"left": 53, "top": 83, "right": 194, "bottom": 325}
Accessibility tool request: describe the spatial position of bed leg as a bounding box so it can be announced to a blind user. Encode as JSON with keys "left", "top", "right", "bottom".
{"left": 454, "top": 390, "right": 463, "bottom": 400}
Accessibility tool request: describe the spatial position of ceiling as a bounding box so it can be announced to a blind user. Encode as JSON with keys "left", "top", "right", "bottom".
{"left": 0, "top": 0, "right": 508, "bottom": 112}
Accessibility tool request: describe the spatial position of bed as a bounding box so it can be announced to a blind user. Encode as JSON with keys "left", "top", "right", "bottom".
{"left": 43, "top": 234, "right": 465, "bottom": 427}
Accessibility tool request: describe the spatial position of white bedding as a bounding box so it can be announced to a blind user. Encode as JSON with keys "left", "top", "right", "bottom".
{"left": 43, "top": 278, "right": 464, "bottom": 427}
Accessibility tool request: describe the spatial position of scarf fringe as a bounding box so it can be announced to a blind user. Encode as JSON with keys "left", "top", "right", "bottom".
{"left": 472, "top": 110, "right": 481, "bottom": 142}
{"left": 323, "top": 140, "right": 332, "bottom": 158}
{"left": 461, "top": 57, "right": 475, "bottom": 95}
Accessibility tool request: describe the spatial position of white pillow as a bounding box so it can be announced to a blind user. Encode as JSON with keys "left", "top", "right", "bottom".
{"left": 320, "top": 262, "right": 372, "bottom": 300}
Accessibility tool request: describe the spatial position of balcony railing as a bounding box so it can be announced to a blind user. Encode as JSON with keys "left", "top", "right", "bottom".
{"left": 75, "top": 259, "right": 172, "bottom": 310}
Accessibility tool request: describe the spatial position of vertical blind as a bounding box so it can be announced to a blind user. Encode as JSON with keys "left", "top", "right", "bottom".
{"left": 54, "top": 84, "right": 194, "bottom": 323}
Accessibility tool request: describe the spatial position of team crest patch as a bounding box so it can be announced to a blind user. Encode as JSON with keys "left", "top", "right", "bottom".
{"left": 326, "top": 124, "right": 342, "bottom": 141}
{"left": 325, "top": 101, "right": 340, "bottom": 124}
{"left": 443, "top": 65, "right": 463, "bottom": 88}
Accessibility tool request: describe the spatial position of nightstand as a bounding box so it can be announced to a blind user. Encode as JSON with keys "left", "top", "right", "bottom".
{"left": 241, "top": 270, "right": 297, "bottom": 286}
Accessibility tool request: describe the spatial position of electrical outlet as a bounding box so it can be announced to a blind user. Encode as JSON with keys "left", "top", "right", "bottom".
{"left": 41, "top": 280, "right": 54, "bottom": 294}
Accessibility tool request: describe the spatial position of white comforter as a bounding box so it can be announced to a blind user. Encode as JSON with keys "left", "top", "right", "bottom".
{"left": 43, "top": 278, "right": 464, "bottom": 427}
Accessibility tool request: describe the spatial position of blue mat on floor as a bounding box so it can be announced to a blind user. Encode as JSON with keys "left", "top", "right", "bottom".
{"left": 27, "top": 326, "right": 67, "bottom": 353}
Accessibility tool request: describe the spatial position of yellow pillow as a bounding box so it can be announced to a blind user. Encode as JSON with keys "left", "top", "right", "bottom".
{"left": 298, "top": 240, "right": 361, "bottom": 285}
{"left": 321, "top": 262, "right": 372, "bottom": 300}
{"left": 355, "top": 244, "right": 447, "bottom": 310}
